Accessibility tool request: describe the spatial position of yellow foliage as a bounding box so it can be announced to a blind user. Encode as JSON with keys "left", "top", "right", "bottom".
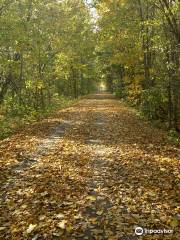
{"left": 126, "top": 75, "right": 143, "bottom": 104}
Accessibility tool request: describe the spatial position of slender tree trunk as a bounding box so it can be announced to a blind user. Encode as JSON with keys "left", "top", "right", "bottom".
{"left": 137, "top": 0, "right": 152, "bottom": 88}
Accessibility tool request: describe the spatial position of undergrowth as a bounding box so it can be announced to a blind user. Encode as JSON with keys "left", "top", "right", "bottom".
{"left": 0, "top": 96, "right": 75, "bottom": 140}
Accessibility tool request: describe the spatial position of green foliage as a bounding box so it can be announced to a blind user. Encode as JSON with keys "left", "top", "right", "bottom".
{"left": 115, "top": 88, "right": 126, "bottom": 99}
{"left": 0, "top": 95, "right": 74, "bottom": 139}
{"left": 0, "top": 0, "right": 179, "bottom": 136}
{"left": 96, "top": 0, "right": 180, "bottom": 131}
{"left": 168, "top": 130, "right": 180, "bottom": 142}
{"left": 0, "top": 0, "right": 99, "bottom": 138}
{"left": 140, "top": 88, "right": 168, "bottom": 120}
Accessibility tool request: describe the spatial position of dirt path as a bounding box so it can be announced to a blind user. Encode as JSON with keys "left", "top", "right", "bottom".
{"left": 0, "top": 93, "right": 179, "bottom": 240}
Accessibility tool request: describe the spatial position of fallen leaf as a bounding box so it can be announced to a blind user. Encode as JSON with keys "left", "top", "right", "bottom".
{"left": 86, "top": 195, "right": 96, "bottom": 201}
{"left": 58, "top": 220, "right": 67, "bottom": 229}
{"left": 74, "top": 213, "right": 82, "bottom": 219}
{"left": 39, "top": 215, "right": 46, "bottom": 221}
{"left": 169, "top": 218, "right": 179, "bottom": 228}
{"left": 0, "top": 227, "right": 6, "bottom": 231}
{"left": 96, "top": 210, "right": 103, "bottom": 216}
{"left": 56, "top": 213, "right": 65, "bottom": 219}
{"left": 26, "top": 224, "right": 37, "bottom": 234}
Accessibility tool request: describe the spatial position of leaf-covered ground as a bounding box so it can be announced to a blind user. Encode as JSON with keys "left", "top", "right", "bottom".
{"left": 0, "top": 93, "right": 179, "bottom": 240}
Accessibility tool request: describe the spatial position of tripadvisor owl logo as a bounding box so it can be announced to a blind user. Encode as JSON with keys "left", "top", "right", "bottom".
{"left": 135, "top": 227, "right": 144, "bottom": 236}
{"left": 135, "top": 226, "right": 173, "bottom": 236}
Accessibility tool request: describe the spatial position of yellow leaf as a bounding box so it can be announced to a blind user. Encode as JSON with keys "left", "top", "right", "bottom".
{"left": 90, "top": 217, "right": 97, "bottom": 224}
{"left": 96, "top": 210, "right": 103, "bottom": 216}
{"left": 0, "top": 227, "right": 6, "bottom": 231}
{"left": 74, "top": 213, "right": 82, "bottom": 219}
{"left": 58, "top": 220, "right": 67, "bottom": 229}
{"left": 39, "top": 215, "right": 46, "bottom": 221}
{"left": 170, "top": 218, "right": 179, "bottom": 228}
{"left": 66, "top": 225, "right": 73, "bottom": 232}
{"left": 56, "top": 213, "right": 65, "bottom": 219}
{"left": 86, "top": 195, "right": 96, "bottom": 201}
{"left": 26, "top": 224, "right": 37, "bottom": 234}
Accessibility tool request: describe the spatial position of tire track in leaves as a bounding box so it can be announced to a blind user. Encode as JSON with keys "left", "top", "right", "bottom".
{"left": 74, "top": 107, "right": 132, "bottom": 239}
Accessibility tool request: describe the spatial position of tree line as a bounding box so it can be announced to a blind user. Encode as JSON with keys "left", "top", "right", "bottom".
{"left": 0, "top": 0, "right": 97, "bottom": 115}
{"left": 0, "top": 0, "right": 179, "bottom": 134}
{"left": 95, "top": 0, "right": 180, "bottom": 131}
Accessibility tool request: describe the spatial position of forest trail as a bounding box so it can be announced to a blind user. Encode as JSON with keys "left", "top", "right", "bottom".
{"left": 0, "top": 93, "right": 179, "bottom": 240}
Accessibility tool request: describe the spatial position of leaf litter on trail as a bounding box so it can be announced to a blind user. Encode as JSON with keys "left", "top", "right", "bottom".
{"left": 0, "top": 94, "right": 179, "bottom": 239}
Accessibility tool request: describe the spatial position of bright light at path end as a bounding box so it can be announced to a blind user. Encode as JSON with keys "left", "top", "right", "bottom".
{"left": 99, "top": 82, "right": 106, "bottom": 92}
